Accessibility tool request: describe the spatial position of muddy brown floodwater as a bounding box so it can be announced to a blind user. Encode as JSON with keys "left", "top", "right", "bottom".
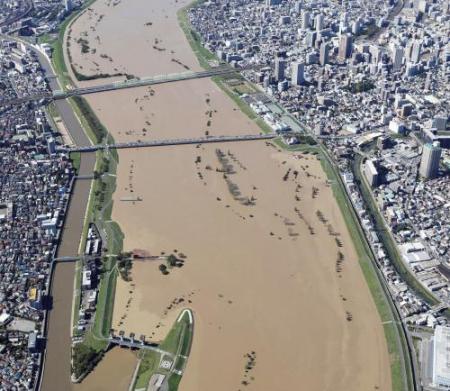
{"left": 59, "top": 0, "right": 394, "bottom": 390}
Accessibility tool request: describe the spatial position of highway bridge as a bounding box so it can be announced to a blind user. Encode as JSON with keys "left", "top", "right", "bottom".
{"left": 0, "top": 66, "right": 239, "bottom": 106}
{"left": 61, "top": 133, "right": 277, "bottom": 153}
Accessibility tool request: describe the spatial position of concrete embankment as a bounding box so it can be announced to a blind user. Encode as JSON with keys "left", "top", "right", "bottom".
{"left": 40, "top": 154, "right": 95, "bottom": 391}
{"left": 31, "top": 41, "right": 97, "bottom": 391}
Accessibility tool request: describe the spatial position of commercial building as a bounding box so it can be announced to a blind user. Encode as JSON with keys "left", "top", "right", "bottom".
{"left": 338, "top": 33, "right": 352, "bottom": 60}
{"left": 274, "top": 57, "right": 286, "bottom": 81}
{"left": 364, "top": 159, "right": 379, "bottom": 187}
{"left": 319, "top": 42, "right": 329, "bottom": 66}
{"left": 291, "top": 62, "right": 305, "bottom": 86}
{"left": 315, "top": 13, "right": 324, "bottom": 31}
{"left": 301, "top": 10, "right": 310, "bottom": 30}
{"left": 420, "top": 142, "right": 441, "bottom": 179}
{"left": 392, "top": 46, "right": 404, "bottom": 71}
{"left": 64, "top": 0, "right": 73, "bottom": 12}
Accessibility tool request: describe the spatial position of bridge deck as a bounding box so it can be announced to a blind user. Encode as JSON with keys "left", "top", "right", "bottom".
{"left": 108, "top": 337, "right": 170, "bottom": 355}
{"left": 62, "top": 133, "right": 277, "bottom": 153}
{"left": 0, "top": 66, "right": 239, "bottom": 106}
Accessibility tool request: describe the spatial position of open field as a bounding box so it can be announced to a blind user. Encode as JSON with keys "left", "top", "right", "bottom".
{"left": 64, "top": 0, "right": 393, "bottom": 390}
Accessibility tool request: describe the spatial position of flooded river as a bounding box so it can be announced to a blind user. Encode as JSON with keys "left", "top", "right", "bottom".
{"left": 41, "top": 0, "right": 393, "bottom": 389}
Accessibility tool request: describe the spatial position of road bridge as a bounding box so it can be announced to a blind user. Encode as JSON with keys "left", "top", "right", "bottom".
{"left": 108, "top": 337, "right": 170, "bottom": 356}
{"left": 53, "top": 256, "right": 80, "bottom": 262}
{"left": 0, "top": 66, "right": 241, "bottom": 106}
{"left": 61, "top": 133, "right": 277, "bottom": 153}
{"left": 74, "top": 175, "right": 96, "bottom": 180}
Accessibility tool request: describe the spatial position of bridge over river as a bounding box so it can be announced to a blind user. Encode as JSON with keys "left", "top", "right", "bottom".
{"left": 0, "top": 65, "right": 243, "bottom": 106}
{"left": 61, "top": 133, "right": 277, "bottom": 153}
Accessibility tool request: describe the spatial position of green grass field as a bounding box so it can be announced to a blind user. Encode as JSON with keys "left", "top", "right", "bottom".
{"left": 132, "top": 310, "right": 194, "bottom": 391}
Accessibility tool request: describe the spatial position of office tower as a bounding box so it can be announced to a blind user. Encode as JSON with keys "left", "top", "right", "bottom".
{"left": 405, "top": 40, "right": 414, "bottom": 61}
{"left": 339, "top": 12, "right": 348, "bottom": 33}
{"left": 352, "top": 19, "right": 361, "bottom": 35}
{"left": 64, "top": 0, "right": 72, "bottom": 12}
{"left": 315, "top": 13, "right": 324, "bottom": 31}
{"left": 278, "top": 80, "right": 289, "bottom": 92}
{"left": 405, "top": 62, "right": 418, "bottom": 77}
{"left": 301, "top": 11, "right": 311, "bottom": 30}
{"left": 392, "top": 46, "right": 404, "bottom": 70}
{"left": 411, "top": 41, "right": 422, "bottom": 63}
{"left": 294, "top": 1, "right": 302, "bottom": 13}
{"left": 291, "top": 62, "right": 305, "bottom": 85}
{"left": 305, "top": 31, "right": 316, "bottom": 48}
{"left": 364, "top": 159, "right": 379, "bottom": 187}
{"left": 338, "top": 34, "right": 352, "bottom": 60}
{"left": 305, "top": 51, "right": 318, "bottom": 65}
{"left": 319, "top": 42, "right": 329, "bottom": 66}
{"left": 274, "top": 57, "right": 286, "bottom": 81}
{"left": 370, "top": 45, "right": 381, "bottom": 64}
{"left": 266, "top": 0, "right": 282, "bottom": 6}
{"left": 419, "top": 142, "right": 441, "bottom": 179}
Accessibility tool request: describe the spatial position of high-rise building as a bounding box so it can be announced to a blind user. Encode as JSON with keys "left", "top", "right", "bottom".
{"left": 369, "top": 45, "right": 382, "bottom": 64}
{"left": 339, "top": 12, "right": 348, "bottom": 33}
{"left": 315, "top": 13, "right": 324, "bottom": 31}
{"left": 291, "top": 62, "right": 305, "bottom": 85}
{"left": 352, "top": 19, "right": 361, "bottom": 35}
{"left": 266, "top": 0, "right": 282, "bottom": 6}
{"left": 419, "top": 142, "right": 441, "bottom": 179}
{"left": 338, "top": 34, "right": 353, "bottom": 60}
{"left": 274, "top": 57, "right": 286, "bottom": 81}
{"left": 305, "top": 31, "right": 316, "bottom": 48}
{"left": 64, "top": 0, "right": 73, "bottom": 12}
{"left": 319, "top": 42, "right": 329, "bottom": 66}
{"left": 364, "top": 159, "right": 379, "bottom": 187}
{"left": 411, "top": 41, "right": 422, "bottom": 63}
{"left": 392, "top": 46, "right": 404, "bottom": 71}
{"left": 301, "top": 11, "right": 311, "bottom": 30}
{"left": 405, "top": 41, "right": 414, "bottom": 61}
